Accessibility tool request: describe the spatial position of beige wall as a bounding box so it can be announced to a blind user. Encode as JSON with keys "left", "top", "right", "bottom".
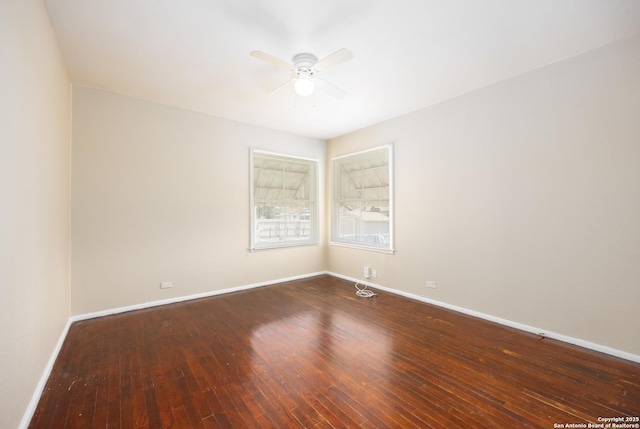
{"left": 326, "top": 35, "right": 640, "bottom": 356}
{"left": 2, "top": 7, "right": 637, "bottom": 426}
{"left": 0, "top": 0, "right": 71, "bottom": 427}
{"left": 71, "top": 87, "right": 326, "bottom": 315}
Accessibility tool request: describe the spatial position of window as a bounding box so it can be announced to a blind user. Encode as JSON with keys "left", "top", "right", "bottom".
{"left": 250, "top": 149, "right": 318, "bottom": 250}
{"left": 331, "top": 144, "right": 394, "bottom": 253}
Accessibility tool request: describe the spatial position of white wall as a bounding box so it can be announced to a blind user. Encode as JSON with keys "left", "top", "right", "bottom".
{"left": 0, "top": 0, "right": 71, "bottom": 427}
{"left": 327, "top": 35, "right": 640, "bottom": 356}
{"left": 71, "top": 87, "right": 326, "bottom": 315}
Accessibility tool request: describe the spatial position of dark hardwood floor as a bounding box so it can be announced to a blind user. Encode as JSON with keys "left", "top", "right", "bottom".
{"left": 30, "top": 275, "right": 640, "bottom": 428}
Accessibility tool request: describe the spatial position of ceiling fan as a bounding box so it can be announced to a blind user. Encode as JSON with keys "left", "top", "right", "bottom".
{"left": 250, "top": 48, "right": 354, "bottom": 98}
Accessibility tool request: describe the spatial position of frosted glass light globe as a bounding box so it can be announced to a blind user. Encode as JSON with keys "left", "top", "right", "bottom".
{"left": 294, "top": 78, "right": 314, "bottom": 96}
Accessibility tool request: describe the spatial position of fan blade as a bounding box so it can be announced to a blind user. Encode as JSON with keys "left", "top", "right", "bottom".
{"left": 317, "top": 78, "right": 347, "bottom": 99}
{"left": 269, "top": 78, "right": 294, "bottom": 94}
{"left": 250, "top": 51, "right": 293, "bottom": 71}
{"left": 314, "top": 48, "right": 354, "bottom": 72}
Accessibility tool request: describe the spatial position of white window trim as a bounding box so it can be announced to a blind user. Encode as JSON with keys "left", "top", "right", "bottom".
{"left": 330, "top": 144, "right": 395, "bottom": 254}
{"left": 249, "top": 148, "right": 319, "bottom": 251}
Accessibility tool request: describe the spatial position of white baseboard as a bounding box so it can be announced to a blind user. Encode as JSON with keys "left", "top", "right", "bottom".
{"left": 20, "top": 271, "right": 327, "bottom": 428}
{"left": 20, "top": 269, "right": 639, "bottom": 428}
{"left": 71, "top": 271, "right": 328, "bottom": 322}
{"left": 327, "top": 271, "right": 640, "bottom": 364}
{"left": 19, "top": 317, "right": 73, "bottom": 429}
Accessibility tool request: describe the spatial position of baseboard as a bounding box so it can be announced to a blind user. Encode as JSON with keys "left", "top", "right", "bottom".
{"left": 20, "top": 271, "right": 329, "bottom": 428}
{"left": 71, "top": 271, "right": 329, "bottom": 322}
{"left": 327, "top": 271, "right": 640, "bottom": 364}
{"left": 22, "top": 269, "right": 637, "bottom": 429}
{"left": 19, "top": 317, "right": 73, "bottom": 429}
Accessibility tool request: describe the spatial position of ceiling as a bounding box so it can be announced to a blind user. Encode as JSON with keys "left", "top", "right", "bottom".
{"left": 43, "top": 0, "right": 640, "bottom": 140}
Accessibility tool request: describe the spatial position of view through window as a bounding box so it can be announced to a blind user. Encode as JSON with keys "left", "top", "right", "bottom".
{"left": 250, "top": 149, "right": 318, "bottom": 250}
{"left": 331, "top": 144, "right": 394, "bottom": 252}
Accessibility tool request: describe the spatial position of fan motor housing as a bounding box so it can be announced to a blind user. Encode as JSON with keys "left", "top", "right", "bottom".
{"left": 293, "top": 53, "right": 317, "bottom": 69}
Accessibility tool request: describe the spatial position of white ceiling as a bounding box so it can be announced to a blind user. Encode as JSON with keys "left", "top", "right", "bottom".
{"left": 44, "top": 0, "right": 640, "bottom": 140}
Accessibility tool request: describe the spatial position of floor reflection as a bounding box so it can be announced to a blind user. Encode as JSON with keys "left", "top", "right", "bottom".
{"left": 249, "top": 304, "right": 392, "bottom": 391}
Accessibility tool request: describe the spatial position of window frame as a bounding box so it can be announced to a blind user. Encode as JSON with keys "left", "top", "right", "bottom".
{"left": 331, "top": 144, "right": 395, "bottom": 254}
{"left": 249, "top": 148, "right": 319, "bottom": 251}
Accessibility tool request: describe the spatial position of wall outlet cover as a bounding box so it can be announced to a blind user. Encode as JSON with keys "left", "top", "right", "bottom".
{"left": 364, "top": 266, "right": 371, "bottom": 278}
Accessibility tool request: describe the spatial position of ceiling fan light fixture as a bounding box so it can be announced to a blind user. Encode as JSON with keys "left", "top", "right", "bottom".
{"left": 294, "top": 76, "right": 314, "bottom": 96}
{"left": 251, "top": 49, "right": 353, "bottom": 98}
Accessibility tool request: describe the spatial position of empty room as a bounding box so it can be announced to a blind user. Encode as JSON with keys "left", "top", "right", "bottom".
{"left": 2, "top": 0, "right": 640, "bottom": 428}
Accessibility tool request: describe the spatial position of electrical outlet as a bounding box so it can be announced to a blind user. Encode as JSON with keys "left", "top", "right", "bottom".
{"left": 426, "top": 281, "right": 437, "bottom": 289}
{"left": 160, "top": 281, "right": 173, "bottom": 289}
{"left": 364, "top": 266, "right": 371, "bottom": 279}
{"left": 372, "top": 269, "right": 377, "bottom": 279}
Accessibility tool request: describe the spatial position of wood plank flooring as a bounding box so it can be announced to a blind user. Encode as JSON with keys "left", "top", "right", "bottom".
{"left": 30, "top": 275, "right": 640, "bottom": 428}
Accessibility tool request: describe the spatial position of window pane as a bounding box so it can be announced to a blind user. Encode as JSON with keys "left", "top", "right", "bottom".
{"left": 250, "top": 150, "right": 318, "bottom": 250}
{"left": 332, "top": 145, "right": 393, "bottom": 252}
{"left": 254, "top": 202, "right": 313, "bottom": 244}
{"left": 337, "top": 202, "right": 389, "bottom": 246}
